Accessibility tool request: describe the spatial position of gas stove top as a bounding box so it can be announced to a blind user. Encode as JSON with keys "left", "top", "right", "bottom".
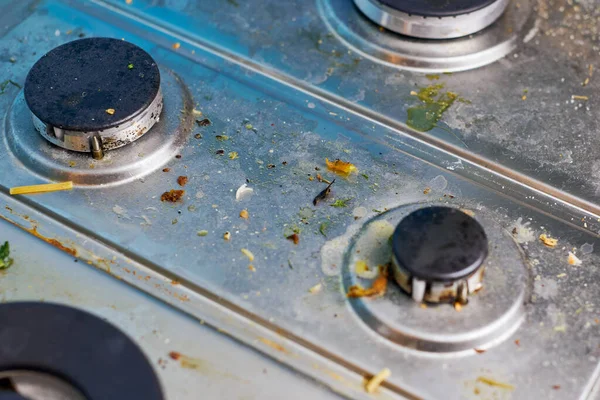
{"left": 0, "top": 0, "right": 599, "bottom": 399}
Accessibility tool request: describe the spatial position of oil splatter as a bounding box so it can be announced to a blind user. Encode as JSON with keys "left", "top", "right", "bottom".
{"left": 407, "top": 84, "right": 459, "bottom": 132}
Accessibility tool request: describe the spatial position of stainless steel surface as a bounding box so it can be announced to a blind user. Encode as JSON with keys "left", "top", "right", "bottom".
{"left": 31, "top": 87, "right": 163, "bottom": 153}
{"left": 321, "top": 0, "right": 534, "bottom": 72}
{"left": 343, "top": 203, "right": 526, "bottom": 352}
{"left": 353, "top": 0, "right": 510, "bottom": 39}
{"left": 0, "top": 371, "right": 87, "bottom": 400}
{"left": 6, "top": 69, "right": 191, "bottom": 186}
{"left": 0, "top": 0, "right": 599, "bottom": 399}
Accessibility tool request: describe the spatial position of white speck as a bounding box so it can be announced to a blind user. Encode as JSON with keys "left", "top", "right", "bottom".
{"left": 195, "top": 191, "right": 205, "bottom": 199}
{"left": 235, "top": 183, "right": 254, "bottom": 201}
{"left": 139, "top": 215, "right": 151, "bottom": 226}
{"left": 164, "top": 338, "right": 170, "bottom": 344}
{"left": 568, "top": 251, "right": 582, "bottom": 266}
{"left": 54, "top": 29, "right": 60, "bottom": 36}
{"left": 307, "top": 102, "right": 316, "bottom": 109}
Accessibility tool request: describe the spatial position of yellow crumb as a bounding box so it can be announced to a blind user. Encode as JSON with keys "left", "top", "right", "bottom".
{"left": 410, "top": 90, "right": 418, "bottom": 96}
{"left": 239, "top": 209, "right": 249, "bottom": 219}
{"left": 248, "top": 265, "right": 256, "bottom": 272}
{"left": 325, "top": 158, "right": 357, "bottom": 176}
{"left": 521, "top": 95, "right": 527, "bottom": 100}
{"left": 572, "top": 95, "right": 589, "bottom": 101}
{"left": 365, "top": 368, "right": 391, "bottom": 393}
{"left": 241, "top": 248, "right": 254, "bottom": 261}
{"left": 172, "top": 42, "right": 181, "bottom": 50}
{"left": 454, "top": 302, "right": 463, "bottom": 312}
{"left": 105, "top": 108, "right": 115, "bottom": 115}
{"left": 309, "top": 283, "right": 322, "bottom": 294}
{"left": 223, "top": 231, "right": 231, "bottom": 241}
{"left": 539, "top": 233, "right": 558, "bottom": 248}
{"left": 10, "top": 181, "right": 73, "bottom": 195}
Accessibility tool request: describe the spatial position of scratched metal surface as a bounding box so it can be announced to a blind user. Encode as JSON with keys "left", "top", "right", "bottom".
{"left": 0, "top": 219, "right": 341, "bottom": 400}
{"left": 0, "top": 0, "right": 600, "bottom": 399}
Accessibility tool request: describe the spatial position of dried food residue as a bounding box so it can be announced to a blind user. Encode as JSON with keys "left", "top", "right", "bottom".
{"left": 325, "top": 158, "right": 357, "bottom": 176}
{"left": 258, "top": 338, "right": 288, "bottom": 354}
{"left": 476, "top": 377, "right": 514, "bottom": 390}
{"left": 239, "top": 209, "right": 249, "bottom": 219}
{"left": 105, "top": 108, "right": 115, "bottom": 115}
{"left": 162, "top": 168, "right": 171, "bottom": 172}
{"left": 0, "top": 241, "right": 13, "bottom": 269}
{"left": 423, "top": 187, "right": 431, "bottom": 194}
{"left": 355, "top": 260, "right": 378, "bottom": 279}
{"left": 407, "top": 83, "right": 459, "bottom": 132}
{"left": 539, "top": 233, "right": 558, "bottom": 248}
{"left": 313, "top": 179, "right": 335, "bottom": 206}
{"left": 228, "top": 151, "right": 238, "bottom": 160}
{"left": 161, "top": 190, "right": 185, "bottom": 202}
{"left": 216, "top": 135, "right": 229, "bottom": 141}
{"left": 331, "top": 198, "right": 352, "bottom": 208}
{"left": 287, "top": 233, "right": 299, "bottom": 245}
{"left": 347, "top": 265, "right": 388, "bottom": 298}
{"left": 177, "top": 176, "right": 188, "bottom": 187}
{"left": 196, "top": 118, "right": 211, "bottom": 127}
{"left": 309, "top": 283, "right": 322, "bottom": 294}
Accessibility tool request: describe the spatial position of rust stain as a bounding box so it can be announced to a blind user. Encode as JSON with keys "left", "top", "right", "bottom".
{"left": 171, "top": 280, "right": 180, "bottom": 285}
{"left": 26, "top": 226, "right": 77, "bottom": 257}
{"left": 167, "top": 351, "right": 249, "bottom": 383}
{"left": 259, "top": 337, "right": 289, "bottom": 354}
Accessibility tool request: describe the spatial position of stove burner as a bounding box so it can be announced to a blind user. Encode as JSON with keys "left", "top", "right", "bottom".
{"left": 0, "top": 302, "right": 163, "bottom": 400}
{"left": 391, "top": 207, "right": 488, "bottom": 304}
{"left": 24, "top": 38, "right": 163, "bottom": 159}
{"left": 353, "top": 0, "right": 510, "bottom": 39}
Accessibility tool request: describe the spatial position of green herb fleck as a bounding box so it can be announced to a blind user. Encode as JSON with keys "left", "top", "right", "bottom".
{"left": 287, "top": 259, "right": 294, "bottom": 270}
{"left": 128, "top": 63, "right": 134, "bottom": 70}
{"left": 372, "top": 209, "right": 382, "bottom": 213}
{"left": 331, "top": 198, "right": 352, "bottom": 208}
{"left": 245, "top": 123, "right": 253, "bottom": 130}
{"left": 283, "top": 225, "right": 302, "bottom": 237}
{"left": 319, "top": 222, "right": 329, "bottom": 237}
{"left": 0, "top": 241, "right": 13, "bottom": 270}
{"left": 0, "top": 80, "right": 21, "bottom": 95}
{"left": 425, "top": 74, "right": 440, "bottom": 80}
{"left": 407, "top": 83, "right": 459, "bottom": 132}
{"left": 361, "top": 173, "right": 369, "bottom": 180}
{"left": 197, "top": 230, "right": 208, "bottom": 237}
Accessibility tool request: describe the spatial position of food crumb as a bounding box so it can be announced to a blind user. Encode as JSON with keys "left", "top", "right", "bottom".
{"left": 325, "top": 158, "right": 357, "bottom": 176}
{"left": 365, "top": 368, "right": 391, "bottom": 394}
{"left": 241, "top": 248, "right": 254, "bottom": 261}
{"left": 454, "top": 302, "right": 463, "bottom": 312}
{"left": 514, "top": 339, "right": 520, "bottom": 346}
{"left": 172, "top": 42, "right": 181, "bottom": 50}
{"left": 474, "top": 349, "right": 486, "bottom": 354}
{"left": 228, "top": 151, "right": 239, "bottom": 160}
{"left": 105, "top": 108, "right": 115, "bottom": 115}
{"left": 196, "top": 118, "right": 211, "bottom": 127}
{"left": 552, "top": 385, "right": 561, "bottom": 390}
{"left": 162, "top": 168, "right": 171, "bottom": 172}
{"left": 248, "top": 265, "right": 256, "bottom": 272}
{"left": 197, "top": 230, "right": 208, "bottom": 237}
{"left": 161, "top": 190, "right": 185, "bottom": 202}
{"left": 223, "top": 231, "right": 231, "bottom": 241}
{"left": 239, "top": 209, "right": 249, "bottom": 219}
{"left": 347, "top": 265, "right": 388, "bottom": 298}
{"left": 539, "top": 233, "right": 558, "bottom": 248}
{"left": 287, "top": 233, "right": 299, "bottom": 245}
{"left": 568, "top": 251, "right": 582, "bottom": 266}
{"left": 423, "top": 187, "right": 431, "bottom": 194}
{"left": 177, "top": 176, "right": 188, "bottom": 187}
{"left": 175, "top": 154, "right": 182, "bottom": 159}
{"left": 309, "top": 283, "right": 322, "bottom": 294}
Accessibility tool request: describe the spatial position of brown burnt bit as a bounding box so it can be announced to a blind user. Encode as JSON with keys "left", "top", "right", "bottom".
{"left": 287, "top": 233, "right": 299, "bottom": 245}
{"left": 177, "top": 176, "right": 188, "bottom": 187}
{"left": 196, "top": 118, "right": 211, "bottom": 127}
{"left": 552, "top": 385, "right": 561, "bottom": 390}
{"left": 474, "top": 349, "right": 486, "bottom": 354}
{"left": 215, "top": 149, "right": 225, "bottom": 155}
{"left": 175, "top": 154, "right": 182, "bottom": 159}
{"left": 26, "top": 226, "right": 77, "bottom": 257}
{"left": 162, "top": 168, "right": 171, "bottom": 173}
{"left": 313, "top": 179, "right": 335, "bottom": 206}
{"left": 161, "top": 190, "right": 185, "bottom": 202}
{"left": 168, "top": 351, "right": 182, "bottom": 361}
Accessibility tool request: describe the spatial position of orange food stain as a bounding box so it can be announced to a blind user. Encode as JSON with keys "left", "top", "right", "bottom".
{"left": 259, "top": 338, "right": 289, "bottom": 354}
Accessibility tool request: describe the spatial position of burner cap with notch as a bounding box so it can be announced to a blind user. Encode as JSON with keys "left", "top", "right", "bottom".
{"left": 353, "top": 0, "right": 510, "bottom": 39}
{"left": 391, "top": 206, "right": 488, "bottom": 304}
{"left": 24, "top": 38, "right": 163, "bottom": 159}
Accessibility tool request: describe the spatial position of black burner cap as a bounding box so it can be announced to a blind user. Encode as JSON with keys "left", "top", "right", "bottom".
{"left": 0, "top": 302, "right": 163, "bottom": 400}
{"left": 392, "top": 207, "right": 488, "bottom": 282}
{"left": 24, "top": 38, "right": 160, "bottom": 132}
{"left": 378, "top": 0, "right": 498, "bottom": 17}
{"left": 0, "top": 394, "right": 28, "bottom": 400}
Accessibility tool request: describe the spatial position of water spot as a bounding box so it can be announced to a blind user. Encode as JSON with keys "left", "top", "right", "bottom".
{"left": 428, "top": 175, "right": 448, "bottom": 192}
{"left": 581, "top": 243, "right": 594, "bottom": 254}
{"left": 353, "top": 206, "right": 367, "bottom": 219}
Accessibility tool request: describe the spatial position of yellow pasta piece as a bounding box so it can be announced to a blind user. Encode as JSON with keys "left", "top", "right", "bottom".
{"left": 10, "top": 181, "right": 73, "bottom": 195}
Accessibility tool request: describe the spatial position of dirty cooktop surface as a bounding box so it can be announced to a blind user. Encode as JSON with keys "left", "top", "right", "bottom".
{"left": 1, "top": 0, "right": 600, "bottom": 399}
